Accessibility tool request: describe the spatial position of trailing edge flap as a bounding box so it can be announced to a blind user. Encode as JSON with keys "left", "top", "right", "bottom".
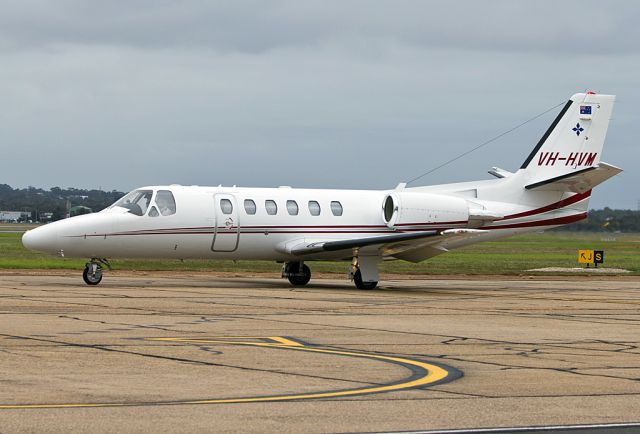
{"left": 284, "top": 229, "right": 486, "bottom": 258}
{"left": 392, "top": 229, "right": 488, "bottom": 263}
{"left": 525, "top": 162, "right": 623, "bottom": 193}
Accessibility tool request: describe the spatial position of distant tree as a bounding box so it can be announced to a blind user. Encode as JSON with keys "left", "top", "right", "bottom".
{"left": 0, "top": 185, "right": 125, "bottom": 221}
{"left": 556, "top": 208, "right": 640, "bottom": 232}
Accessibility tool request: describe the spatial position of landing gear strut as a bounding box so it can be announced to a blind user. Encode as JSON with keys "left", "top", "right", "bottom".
{"left": 350, "top": 251, "right": 379, "bottom": 290}
{"left": 83, "top": 258, "right": 110, "bottom": 286}
{"left": 282, "top": 261, "right": 311, "bottom": 286}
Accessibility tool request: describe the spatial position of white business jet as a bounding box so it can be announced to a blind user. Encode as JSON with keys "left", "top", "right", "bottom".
{"left": 22, "top": 92, "right": 621, "bottom": 288}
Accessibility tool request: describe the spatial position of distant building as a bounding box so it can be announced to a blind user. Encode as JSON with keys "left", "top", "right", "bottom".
{"left": 40, "top": 212, "right": 54, "bottom": 222}
{"left": 69, "top": 206, "right": 92, "bottom": 217}
{"left": 0, "top": 211, "right": 30, "bottom": 222}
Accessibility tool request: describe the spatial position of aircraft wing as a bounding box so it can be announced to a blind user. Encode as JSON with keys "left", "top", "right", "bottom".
{"left": 283, "top": 229, "right": 486, "bottom": 260}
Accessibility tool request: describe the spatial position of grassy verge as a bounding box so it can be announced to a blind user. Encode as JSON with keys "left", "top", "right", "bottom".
{"left": 1, "top": 231, "right": 638, "bottom": 275}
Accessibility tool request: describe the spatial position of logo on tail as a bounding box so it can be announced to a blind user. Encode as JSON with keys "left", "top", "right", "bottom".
{"left": 572, "top": 123, "right": 584, "bottom": 136}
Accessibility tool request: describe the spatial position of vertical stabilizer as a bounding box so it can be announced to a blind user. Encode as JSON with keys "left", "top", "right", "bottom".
{"left": 519, "top": 93, "right": 615, "bottom": 186}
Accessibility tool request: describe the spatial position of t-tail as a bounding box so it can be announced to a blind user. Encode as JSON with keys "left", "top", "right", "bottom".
{"left": 518, "top": 92, "right": 621, "bottom": 193}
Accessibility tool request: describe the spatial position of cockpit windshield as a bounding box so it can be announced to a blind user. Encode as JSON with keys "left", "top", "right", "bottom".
{"left": 111, "top": 190, "right": 153, "bottom": 216}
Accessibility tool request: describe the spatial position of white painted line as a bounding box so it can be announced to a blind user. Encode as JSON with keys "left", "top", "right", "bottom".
{"left": 375, "top": 422, "right": 640, "bottom": 434}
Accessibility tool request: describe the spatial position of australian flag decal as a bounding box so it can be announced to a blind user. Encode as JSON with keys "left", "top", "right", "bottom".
{"left": 580, "top": 105, "right": 592, "bottom": 115}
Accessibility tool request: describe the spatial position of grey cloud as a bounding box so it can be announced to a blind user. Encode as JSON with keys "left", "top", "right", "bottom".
{"left": 0, "top": 1, "right": 638, "bottom": 55}
{"left": 0, "top": 1, "right": 638, "bottom": 209}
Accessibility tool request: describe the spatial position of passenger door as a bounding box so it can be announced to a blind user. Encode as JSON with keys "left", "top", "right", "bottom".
{"left": 211, "top": 193, "right": 240, "bottom": 252}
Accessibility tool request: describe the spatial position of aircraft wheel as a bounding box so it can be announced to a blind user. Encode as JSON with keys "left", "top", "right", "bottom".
{"left": 353, "top": 269, "right": 377, "bottom": 290}
{"left": 287, "top": 263, "right": 311, "bottom": 286}
{"left": 83, "top": 265, "right": 103, "bottom": 286}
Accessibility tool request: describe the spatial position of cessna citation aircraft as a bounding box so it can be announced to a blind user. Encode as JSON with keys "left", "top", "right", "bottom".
{"left": 23, "top": 92, "right": 621, "bottom": 289}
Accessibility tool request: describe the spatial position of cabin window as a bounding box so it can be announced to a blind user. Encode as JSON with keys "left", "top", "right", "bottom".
{"left": 265, "top": 200, "right": 278, "bottom": 215}
{"left": 330, "top": 201, "right": 343, "bottom": 216}
{"left": 156, "top": 190, "right": 176, "bottom": 216}
{"left": 244, "top": 199, "right": 257, "bottom": 215}
{"left": 308, "top": 201, "right": 321, "bottom": 216}
{"left": 286, "top": 200, "right": 299, "bottom": 216}
{"left": 220, "top": 199, "right": 233, "bottom": 215}
{"left": 148, "top": 206, "right": 159, "bottom": 217}
{"left": 111, "top": 189, "right": 153, "bottom": 216}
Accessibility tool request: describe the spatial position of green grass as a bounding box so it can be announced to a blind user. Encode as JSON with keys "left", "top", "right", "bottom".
{"left": 1, "top": 231, "right": 638, "bottom": 275}
{"left": 394, "top": 232, "right": 640, "bottom": 274}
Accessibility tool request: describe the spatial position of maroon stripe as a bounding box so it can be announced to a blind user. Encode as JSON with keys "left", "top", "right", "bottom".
{"left": 498, "top": 191, "right": 591, "bottom": 221}
{"left": 395, "top": 220, "right": 468, "bottom": 226}
{"left": 241, "top": 224, "right": 388, "bottom": 229}
{"left": 77, "top": 230, "right": 395, "bottom": 237}
{"left": 71, "top": 212, "right": 586, "bottom": 239}
{"left": 485, "top": 212, "right": 587, "bottom": 230}
{"left": 73, "top": 192, "right": 591, "bottom": 239}
{"left": 114, "top": 224, "right": 390, "bottom": 234}
{"left": 393, "top": 226, "right": 463, "bottom": 232}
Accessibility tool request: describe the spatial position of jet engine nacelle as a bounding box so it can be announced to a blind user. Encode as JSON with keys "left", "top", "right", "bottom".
{"left": 381, "top": 192, "right": 469, "bottom": 229}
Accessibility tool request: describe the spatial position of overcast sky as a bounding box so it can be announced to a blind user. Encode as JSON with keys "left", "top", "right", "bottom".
{"left": 1, "top": 1, "right": 638, "bottom": 209}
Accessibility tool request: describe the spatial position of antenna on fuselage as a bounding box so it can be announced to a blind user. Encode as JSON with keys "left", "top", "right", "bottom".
{"left": 404, "top": 100, "right": 565, "bottom": 186}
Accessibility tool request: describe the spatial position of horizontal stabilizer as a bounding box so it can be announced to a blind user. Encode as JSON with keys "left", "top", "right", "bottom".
{"left": 488, "top": 167, "right": 514, "bottom": 179}
{"left": 525, "top": 162, "right": 622, "bottom": 193}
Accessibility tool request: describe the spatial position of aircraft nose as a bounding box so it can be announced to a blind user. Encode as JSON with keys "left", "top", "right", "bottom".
{"left": 22, "top": 225, "right": 59, "bottom": 253}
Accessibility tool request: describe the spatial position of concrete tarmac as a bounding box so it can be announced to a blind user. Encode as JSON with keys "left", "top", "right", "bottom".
{"left": 0, "top": 271, "right": 639, "bottom": 433}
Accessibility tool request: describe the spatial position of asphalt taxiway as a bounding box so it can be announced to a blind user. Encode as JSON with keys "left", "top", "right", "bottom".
{"left": 0, "top": 271, "right": 639, "bottom": 433}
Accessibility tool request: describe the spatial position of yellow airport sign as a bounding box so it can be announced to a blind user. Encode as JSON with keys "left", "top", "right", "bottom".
{"left": 578, "top": 249, "right": 604, "bottom": 266}
{"left": 594, "top": 250, "right": 604, "bottom": 264}
{"left": 578, "top": 250, "right": 594, "bottom": 264}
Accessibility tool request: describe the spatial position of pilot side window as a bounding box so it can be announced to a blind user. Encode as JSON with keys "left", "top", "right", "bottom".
{"left": 148, "top": 206, "right": 160, "bottom": 217}
{"left": 111, "top": 189, "right": 153, "bottom": 216}
{"left": 330, "top": 201, "right": 343, "bottom": 216}
{"left": 220, "top": 199, "right": 233, "bottom": 215}
{"left": 286, "top": 200, "right": 299, "bottom": 216}
{"left": 155, "top": 190, "right": 177, "bottom": 216}
{"left": 244, "top": 199, "right": 257, "bottom": 215}
{"left": 265, "top": 200, "right": 278, "bottom": 215}
{"left": 308, "top": 201, "right": 321, "bottom": 216}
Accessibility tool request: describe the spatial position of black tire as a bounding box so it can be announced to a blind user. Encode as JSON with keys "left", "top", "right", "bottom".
{"left": 82, "top": 266, "right": 103, "bottom": 285}
{"left": 354, "top": 269, "right": 377, "bottom": 290}
{"left": 287, "top": 264, "right": 311, "bottom": 286}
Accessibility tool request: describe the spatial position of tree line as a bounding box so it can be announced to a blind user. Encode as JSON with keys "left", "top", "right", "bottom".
{"left": 0, "top": 184, "right": 639, "bottom": 231}
{"left": 0, "top": 184, "right": 125, "bottom": 221}
{"left": 557, "top": 208, "right": 640, "bottom": 233}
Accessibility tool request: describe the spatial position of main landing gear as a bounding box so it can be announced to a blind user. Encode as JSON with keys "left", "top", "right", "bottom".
{"left": 350, "top": 252, "right": 379, "bottom": 290}
{"left": 82, "top": 258, "right": 111, "bottom": 286}
{"left": 353, "top": 269, "right": 377, "bottom": 290}
{"left": 282, "top": 261, "right": 311, "bottom": 286}
{"left": 282, "top": 253, "right": 380, "bottom": 290}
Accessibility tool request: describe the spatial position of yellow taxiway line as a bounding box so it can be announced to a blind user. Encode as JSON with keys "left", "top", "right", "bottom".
{"left": 0, "top": 336, "right": 458, "bottom": 409}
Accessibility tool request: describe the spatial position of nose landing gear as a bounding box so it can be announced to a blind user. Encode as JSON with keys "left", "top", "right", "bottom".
{"left": 82, "top": 258, "right": 111, "bottom": 286}
{"left": 282, "top": 261, "right": 311, "bottom": 286}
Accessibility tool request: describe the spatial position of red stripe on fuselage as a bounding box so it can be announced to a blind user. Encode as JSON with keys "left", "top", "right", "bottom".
{"left": 498, "top": 190, "right": 591, "bottom": 221}
{"left": 484, "top": 212, "right": 587, "bottom": 230}
{"left": 72, "top": 212, "right": 587, "bottom": 239}
{"left": 69, "top": 191, "right": 591, "bottom": 239}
